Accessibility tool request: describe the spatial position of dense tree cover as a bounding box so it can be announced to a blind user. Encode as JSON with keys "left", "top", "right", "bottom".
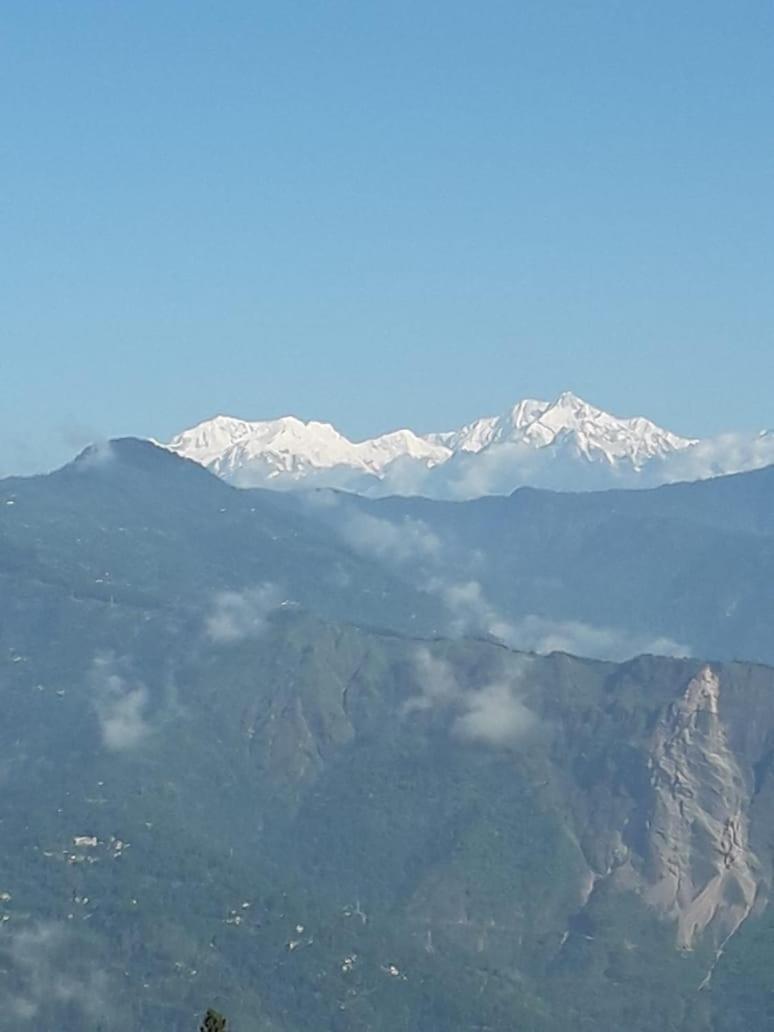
{"left": 200, "top": 1010, "right": 226, "bottom": 1032}
{"left": 319, "top": 463, "right": 774, "bottom": 665}
{"left": 1, "top": 442, "right": 773, "bottom": 1029}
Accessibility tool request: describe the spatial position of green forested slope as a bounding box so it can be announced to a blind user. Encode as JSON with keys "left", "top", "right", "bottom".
{"left": 1, "top": 444, "right": 774, "bottom": 1030}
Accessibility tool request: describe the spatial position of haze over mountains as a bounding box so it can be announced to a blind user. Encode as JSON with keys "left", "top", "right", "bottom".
{"left": 167, "top": 391, "right": 774, "bottom": 498}
{"left": 8, "top": 0, "right": 773, "bottom": 1024}
{"left": 294, "top": 462, "right": 774, "bottom": 668}
{"left": 3, "top": 439, "right": 774, "bottom": 1029}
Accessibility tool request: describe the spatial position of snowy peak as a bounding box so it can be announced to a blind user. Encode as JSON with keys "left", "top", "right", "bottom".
{"left": 356, "top": 429, "right": 451, "bottom": 469}
{"left": 429, "top": 391, "right": 695, "bottom": 468}
{"left": 521, "top": 391, "right": 695, "bottom": 466}
{"left": 428, "top": 398, "right": 548, "bottom": 453}
{"left": 167, "top": 415, "right": 256, "bottom": 465}
{"left": 165, "top": 393, "right": 706, "bottom": 495}
{"left": 167, "top": 414, "right": 449, "bottom": 483}
{"left": 168, "top": 415, "right": 353, "bottom": 479}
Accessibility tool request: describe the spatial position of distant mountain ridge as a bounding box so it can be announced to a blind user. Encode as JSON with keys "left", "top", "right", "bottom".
{"left": 165, "top": 392, "right": 774, "bottom": 498}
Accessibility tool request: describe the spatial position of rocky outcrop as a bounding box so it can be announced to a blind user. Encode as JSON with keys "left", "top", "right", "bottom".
{"left": 632, "top": 667, "right": 762, "bottom": 950}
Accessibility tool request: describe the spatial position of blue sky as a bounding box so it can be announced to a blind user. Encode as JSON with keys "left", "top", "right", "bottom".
{"left": 2, "top": 1, "right": 773, "bottom": 473}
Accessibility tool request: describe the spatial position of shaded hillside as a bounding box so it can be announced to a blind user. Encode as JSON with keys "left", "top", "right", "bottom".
{"left": 2, "top": 445, "right": 774, "bottom": 1029}
{"left": 2, "top": 599, "right": 774, "bottom": 1027}
{"left": 314, "top": 465, "right": 774, "bottom": 664}
{"left": 0, "top": 438, "right": 445, "bottom": 642}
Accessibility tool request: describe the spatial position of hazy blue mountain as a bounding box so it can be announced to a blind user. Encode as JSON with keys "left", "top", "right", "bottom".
{"left": 2, "top": 441, "right": 774, "bottom": 1030}
{"left": 307, "top": 463, "right": 774, "bottom": 665}
{"left": 0, "top": 438, "right": 446, "bottom": 645}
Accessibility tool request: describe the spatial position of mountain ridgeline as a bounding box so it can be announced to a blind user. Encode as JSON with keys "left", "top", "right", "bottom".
{"left": 166, "top": 391, "right": 774, "bottom": 498}
{"left": 1, "top": 440, "right": 774, "bottom": 1030}
{"left": 279, "top": 461, "right": 774, "bottom": 668}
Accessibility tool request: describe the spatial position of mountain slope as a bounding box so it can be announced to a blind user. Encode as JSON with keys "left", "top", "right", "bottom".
{"left": 0, "top": 438, "right": 446, "bottom": 641}
{"left": 3, "top": 586, "right": 774, "bottom": 1030}
{"left": 293, "top": 462, "right": 774, "bottom": 666}
{"left": 5, "top": 443, "right": 774, "bottom": 1029}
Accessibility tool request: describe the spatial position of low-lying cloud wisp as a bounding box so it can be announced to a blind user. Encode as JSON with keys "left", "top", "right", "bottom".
{"left": 497, "top": 613, "right": 690, "bottom": 662}
{"left": 339, "top": 509, "right": 442, "bottom": 565}
{"left": 205, "top": 583, "right": 282, "bottom": 643}
{"left": 433, "top": 578, "right": 689, "bottom": 662}
{"left": 325, "top": 502, "right": 691, "bottom": 663}
{"left": 452, "top": 680, "right": 536, "bottom": 746}
{"left": 404, "top": 649, "right": 536, "bottom": 747}
{"left": 0, "top": 923, "right": 112, "bottom": 1025}
{"left": 74, "top": 439, "right": 116, "bottom": 471}
{"left": 90, "top": 654, "right": 151, "bottom": 751}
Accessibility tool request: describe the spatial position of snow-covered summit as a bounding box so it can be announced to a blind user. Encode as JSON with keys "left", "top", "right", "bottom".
{"left": 429, "top": 391, "right": 694, "bottom": 467}
{"left": 167, "top": 414, "right": 450, "bottom": 483}
{"left": 166, "top": 392, "right": 703, "bottom": 494}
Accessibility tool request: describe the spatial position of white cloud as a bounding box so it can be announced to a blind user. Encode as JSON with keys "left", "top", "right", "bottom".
{"left": 404, "top": 648, "right": 536, "bottom": 748}
{"left": 91, "top": 655, "right": 150, "bottom": 751}
{"left": 206, "top": 584, "right": 282, "bottom": 643}
{"left": 426, "top": 442, "right": 555, "bottom": 500}
{"left": 452, "top": 680, "right": 536, "bottom": 746}
{"left": 339, "top": 510, "right": 442, "bottom": 565}
{"left": 329, "top": 502, "right": 693, "bottom": 664}
{"left": 402, "top": 649, "right": 459, "bottom": 713}
{"left": 432, "top": 579, "right": 513, "bottom": 640}
{"left": 651, "top": 431, "right": 774, "bottom": 485}
{"left": 368, "top": 430, "right": 774, "bottom": 500}
{"left": 74, "top": 439, "right": 115, "bottom": 471}
{"left": 374, "top": 440, "right": 643, "bottom": 500}
{"left": 431, "top": 579, "right": 689, "bottom": 662}
{"left": 0, "top": 923, "right": 111, "bottom": 1024}
{"left": 499, "top": 614, "right": 690, "bottom": 662}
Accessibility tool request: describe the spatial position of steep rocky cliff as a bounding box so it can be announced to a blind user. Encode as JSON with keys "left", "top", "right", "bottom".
{"left": 639, "top": 668, "right": 761, "bottom": 952}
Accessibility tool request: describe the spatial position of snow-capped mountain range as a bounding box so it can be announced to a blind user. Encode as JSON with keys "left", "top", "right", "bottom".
{"left": 168, "top": 412, "right": 451, "bottom": 480}
{"left": 166, "top": 392, "right": 774, "bottom": 499}
{"left": 424, "top": 393, "right": 692, "bottom": 463}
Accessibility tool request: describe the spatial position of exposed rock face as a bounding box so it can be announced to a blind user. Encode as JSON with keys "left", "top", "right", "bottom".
{"left": 637, "top": 667, "right": 762, "bottom": 949}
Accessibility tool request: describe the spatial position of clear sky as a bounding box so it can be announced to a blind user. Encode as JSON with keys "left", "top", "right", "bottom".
{"left": 2, "top": 1, "right": 773, "bottom": 473}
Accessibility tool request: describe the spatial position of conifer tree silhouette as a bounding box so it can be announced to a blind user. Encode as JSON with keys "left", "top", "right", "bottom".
{"left": 200, "top": 1008, "right": 227, "bottom": 1032}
